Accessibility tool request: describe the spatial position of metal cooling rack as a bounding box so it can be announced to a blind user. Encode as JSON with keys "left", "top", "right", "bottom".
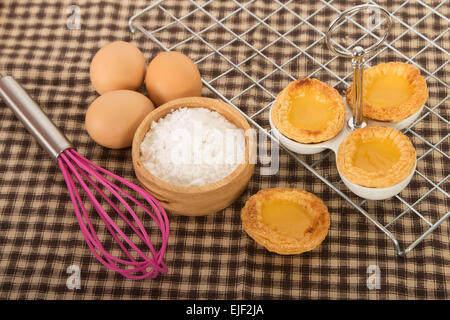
{"left": 129, "top": 0, "right": 450, "bottom": 256}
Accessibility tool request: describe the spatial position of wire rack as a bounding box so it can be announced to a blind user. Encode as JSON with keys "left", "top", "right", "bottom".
{"left": 129, "top": 0, "right": 450, "bottom": 256}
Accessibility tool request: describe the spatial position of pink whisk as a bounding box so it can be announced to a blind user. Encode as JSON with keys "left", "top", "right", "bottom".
{"left": 0, "top": 74, "right": 169, "bottom": 280}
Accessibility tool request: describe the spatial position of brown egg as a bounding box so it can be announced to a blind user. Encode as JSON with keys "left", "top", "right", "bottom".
{"left": 90, "top": 41, "right": 146, "bottom": 94}
{"left": 85, "top": 90, "right": 155, "bottom": 149}
{"left": 145, "top": 51, "right": 202, "bottom": 106}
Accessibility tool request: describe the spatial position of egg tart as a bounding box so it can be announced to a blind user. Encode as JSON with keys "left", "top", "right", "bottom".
{"left": 241, "top": 188, "right": 330, "bottom": 255}
{"left": 346, "top": 62, "right": 428, "bottom": 122}
{"left": 272, "top": 78, "right": 346, "bottom": 144}
{"left": 337, "top": 126, "right": 416, "bottom": 188}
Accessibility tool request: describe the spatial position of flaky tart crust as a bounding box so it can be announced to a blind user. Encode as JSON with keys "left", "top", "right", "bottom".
{"left": 337, "top": 126, "right": 416, "bottom": 188}
{"left": 272, "top": 78, "right": 346, "bottom": 143}
{"left": 241, "top": 188, "right": 330, "bottom": 255}
{"left": 346, "top": 62, "right": 428, "bottom": 122}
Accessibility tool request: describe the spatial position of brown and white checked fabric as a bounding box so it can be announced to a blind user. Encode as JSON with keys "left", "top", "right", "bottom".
{"left": 0, "top": 0, "right": 448, "bottom": 299}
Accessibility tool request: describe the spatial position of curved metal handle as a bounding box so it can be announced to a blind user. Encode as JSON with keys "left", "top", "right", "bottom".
{"left": 326, "top": 4, "right": 392, "bottom": 58}
{"left": 326, "top": 4, "right": 391, "bottom": 130}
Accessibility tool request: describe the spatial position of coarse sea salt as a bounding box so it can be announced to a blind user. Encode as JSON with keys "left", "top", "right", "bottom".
{"left": 140, "top": 107, "right": 246, "bottom": 187}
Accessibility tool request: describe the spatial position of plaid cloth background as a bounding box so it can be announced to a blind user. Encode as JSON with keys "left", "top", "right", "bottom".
{"left": 0, "top": 0, "right": 448, "bottom": 299}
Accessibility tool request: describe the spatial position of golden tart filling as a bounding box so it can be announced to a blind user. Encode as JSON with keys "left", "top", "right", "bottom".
{"left": 261, "top": 198, "right": 313, "bottom": 238}
{"left": 272, "top": 78, "right": 346, "bottom": 144}
{"left": 337, "top": 126, "right": 416, "bottom": 188}
{"left": 241, "top": 188, "right": 330, "bottom": 255}
{"left": 346, "top": 62, "right": 428, "bottom": 122}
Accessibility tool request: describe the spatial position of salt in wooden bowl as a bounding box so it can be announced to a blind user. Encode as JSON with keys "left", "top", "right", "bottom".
{"left": 132, "top": 97, "right": 255, "bottom": 216}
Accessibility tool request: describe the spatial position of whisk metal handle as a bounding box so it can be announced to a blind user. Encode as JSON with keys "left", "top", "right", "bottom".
{"left": 0, "top": 76, "right": 72, "bottom": 160}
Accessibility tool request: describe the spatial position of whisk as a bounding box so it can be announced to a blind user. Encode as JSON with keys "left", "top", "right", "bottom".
{"left": 0, "top": 74, "right": 169, "bottom": 280}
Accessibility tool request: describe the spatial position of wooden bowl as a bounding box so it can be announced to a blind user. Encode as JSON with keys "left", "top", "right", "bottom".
{"left": 132, "top": 97, "right": 255, "bottom": 216}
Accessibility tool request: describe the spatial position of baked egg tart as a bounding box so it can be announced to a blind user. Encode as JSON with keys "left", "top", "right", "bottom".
{"left": 272, "top": 78, "right": 346, "bottom": 144}
{"left": 241, "top": 188, "right": 330, "bottom": 255}
{"left": 346, "top": 62, "right": 428, "bottom": 122}
{"left": 337, "top": 126, "right": 416, "bottom": 188}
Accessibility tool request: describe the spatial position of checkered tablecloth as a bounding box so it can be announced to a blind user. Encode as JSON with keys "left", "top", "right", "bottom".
{"left": 0, "top": 0, "right": 448, "bottom": 299}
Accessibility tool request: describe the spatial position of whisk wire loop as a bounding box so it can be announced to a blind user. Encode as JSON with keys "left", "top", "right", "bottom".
{"left": 58, "top": 149, "right": 169, "bottom": 279}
